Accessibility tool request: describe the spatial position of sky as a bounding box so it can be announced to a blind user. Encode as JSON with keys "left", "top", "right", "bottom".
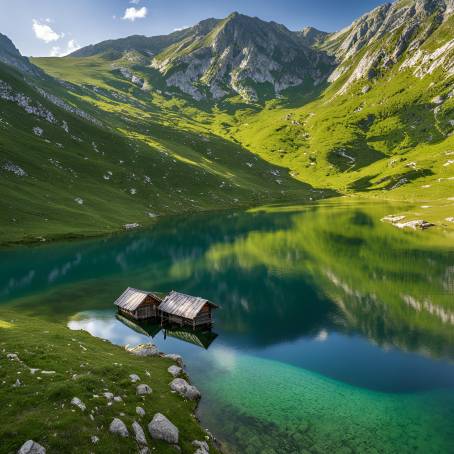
{"left": 0, "top": 0, "right": 390, "bottom": 57}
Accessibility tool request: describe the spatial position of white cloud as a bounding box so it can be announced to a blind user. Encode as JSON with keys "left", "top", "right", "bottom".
{"left": 122, "top": 6, "right": 147, "bottom": 21}
{"left": 173, "top": 25, "right": 190, "bottom": 32}
{"left": 130, "top": 0, "right": 141, "bottom": 3}
{"left": 32, "top": 19, "right": 62, "bottom": 43}
{"left": 49, "top": 39, "right": 81, "bottom": 57}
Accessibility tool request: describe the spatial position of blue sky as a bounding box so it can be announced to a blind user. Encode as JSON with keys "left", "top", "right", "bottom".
{"left": 1, "top": 0, "right": 389, "bottom": 57}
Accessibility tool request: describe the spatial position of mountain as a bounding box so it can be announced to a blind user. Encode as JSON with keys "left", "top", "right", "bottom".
{"left": 0, "top": 33, "right": 42, "bottom": 77}
{"left": 0, "top": 0, "right": 453, "bottom": 244}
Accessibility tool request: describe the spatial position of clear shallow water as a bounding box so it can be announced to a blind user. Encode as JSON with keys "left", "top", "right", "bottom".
{"left": 1, "top": 203, "right": 454, "bottom": 453}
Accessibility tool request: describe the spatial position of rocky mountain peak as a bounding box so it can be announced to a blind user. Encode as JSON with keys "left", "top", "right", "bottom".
{"left": 0, "top": 33, "right": 41, "bottom": 76}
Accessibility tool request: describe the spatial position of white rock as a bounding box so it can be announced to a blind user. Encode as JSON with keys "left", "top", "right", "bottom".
{"left": 132, "top": 421, "right": 148, "bottom": 446}
{"left": 168, "top": 365, "right": 182, "bottom": 378}
{"left": 18, "top": 440, "right": 46, "bottom": 454}
{"left": 90, "top": 436, "right": 99, "bottom": 444}
{"left": 169, "top": 378, "right": 201, "bottom": 400}
{"left": 136, "top": 406, "right": 146, "bottom": 417}
{"left": 394, "top": 220, "right": 434, "bottom": 230}
{"left": 137, "top": 384, "right": 152, "bottom": 396}
{"left": 381, "top": 214, "right": 406, "bottom": 224}
{"left": 148, "top": 413, "right": 179, "bottom": 444}
{"left": 71, "top": 397, "right": 86, "bottom": 411}
{"left": 7, "top": 353, "right": 20, "bottom": 361}
{"left": 13, "top": 379, "right": 22, "bottom": 387}
{"left": 113, "top": 396, "right": 123, "bottom": 402}
{"left": 445, "top": 217, "right": 454, "bottom": 223}
{"left": 129, "top": 373, "right": 141, "bottom": 383}
{"left": 103, "top": 392, "right": 114, "bottom": 401}
{"left": 109, "top": 418, "right": 129, "bottom": 437}
{"left": 126, "top": 344, "right": 159, "bottom": 357}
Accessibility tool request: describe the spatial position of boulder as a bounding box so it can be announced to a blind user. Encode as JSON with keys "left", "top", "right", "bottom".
{"left": 132, "top": 421, "right": 148, "bottom": 446}
{"left": 163, "top": 353, "right": 184, "bottom": 367}
{"left": 148, "top": 413, "right": 179, "bottom": 444}
{"left": 170, "top": 378, "right": 201, "bottom": 401}
{"left": 126, "top": 344, "right": 159, "bottom": 357}
{"left": 168, "top": 365, "right": 182, "bottom": 378}
{"left": 137, "top": 384, "right": 152, "bottom": 396}
{"left": 18, "top": 440, "right": 46, "bottom": 454}
{"left": 103, "top": 392, "right": 114, "bottom": 401}
{"left": 109, "top": 418, "right": 129, "bottom": 437}
{"left": 129, "top": 373, "right": 141, "bottom": 383}
{"left": 136, "top": 406, "right": 146, "bottom": 417}
{"left": 71, "top": 397, "right": 86, "bottom": 411}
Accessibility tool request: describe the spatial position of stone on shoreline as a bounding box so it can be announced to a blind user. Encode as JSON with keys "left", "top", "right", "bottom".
{"left": 126, "top": 344, "right": 159, "bottom": 357}
{"left": 109, "top": 418, "right": 129, "bottom": 437}
{"left": 18, "top": 440, "right": 46, "bottom": 454}
{"left": 168, "top": 365, "right": 182, "bottom": 378}
{"left": 137, "top": 384, "right": 152, "bottom": 395}
{"left": 163, "top": 354, "right": 184, "bottom": 367}
{"left": 170, "top": 378, "right": 201, "bottom": 400}
{"left": 148, "top": 413, "right": 179, "bottom": 444}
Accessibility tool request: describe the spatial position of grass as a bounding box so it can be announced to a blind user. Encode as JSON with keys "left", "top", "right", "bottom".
{"left": 0, "top": 309, "right": 217, "bottom": 454}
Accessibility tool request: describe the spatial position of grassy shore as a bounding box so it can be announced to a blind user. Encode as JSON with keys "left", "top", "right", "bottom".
{"left": 0, "top": 309, "right": 217, "bottom": 453}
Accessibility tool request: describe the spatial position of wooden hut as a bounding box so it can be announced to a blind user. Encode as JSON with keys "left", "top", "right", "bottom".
{"left": 114, "top": 287, "right": 162, "bottom": 320}
{"left": 158, "top": 290, "right": 219, "bottom": 330}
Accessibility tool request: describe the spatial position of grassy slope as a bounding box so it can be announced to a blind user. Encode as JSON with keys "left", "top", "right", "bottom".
{"left": 0, "top": 309, "right": 217, "bottom": 453}
{"left": 0, "top": 58, "right": 319, "bottom": 245}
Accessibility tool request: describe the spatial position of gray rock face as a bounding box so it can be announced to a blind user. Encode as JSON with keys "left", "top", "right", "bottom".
{"left": 126, "top": 344, "right": 159, "bottom": 357}
{"left": 132, "top": 421, "right": 148, "bottom": 446}
{"left": 170, "top": 378, "right": 201, "bottom": 400}
{"left": 109, "top": 418, "right": 129, "bottom": 437}
{"left": 167, "top": 365, "right": 182, "bottom": 378}
{"left": 70, "top": 397, "right": 86, "bottom": 411}
{"left": 17, "top": 440, "right": 46, "bottom": 454}
{"left": 137, "top": 384, "right": 152, "bottom": 395}
{"left": 148, "top": 413, "right": 179, "bottom": 444}
{"left": 0, "top": 33, "right": 42, "bottom": 77}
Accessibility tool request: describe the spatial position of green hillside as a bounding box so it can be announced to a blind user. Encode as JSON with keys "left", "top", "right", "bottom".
{"left": 1, "top": 0, "right": 453, "bottom": 244}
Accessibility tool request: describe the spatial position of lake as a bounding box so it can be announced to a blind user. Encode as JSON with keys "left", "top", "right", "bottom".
{"left": 1, "top": 202, "right": 454, "bottom": 453}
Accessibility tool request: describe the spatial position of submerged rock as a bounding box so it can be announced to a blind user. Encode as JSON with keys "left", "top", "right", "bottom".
{"left": 170, "top": 378, "right": 201, "bottom": 400}
{"left": 168, "top": 365, "right": 182, "bottom": 378}
{"left": 126, "top": 344, "right": 159, "bottom": 357}
{"left": 148, "top": 413, "right": 179, "bottom": 444}
{"left": 18, "top": 440, "right": 46, "bottom": 454}
{"left": 109, "top": 418, "right": 129, "bottom": 437}
{"left": 137, "top": 384, "right": 152, "bottom": 396}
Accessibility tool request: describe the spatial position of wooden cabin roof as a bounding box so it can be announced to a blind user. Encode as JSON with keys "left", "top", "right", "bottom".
{"left": 114, "top": 287, "right": 160, "bottom": 312}
{"left": 158, "top": 290, "right": 218, "bottom": 320}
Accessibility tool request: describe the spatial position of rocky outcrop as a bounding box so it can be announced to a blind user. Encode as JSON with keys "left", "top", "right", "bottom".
{"left": 148, "top": 413, "right": 179, "bottom": 444}
{"left": 0, "top": 33, "right": 42, "bottom": 77}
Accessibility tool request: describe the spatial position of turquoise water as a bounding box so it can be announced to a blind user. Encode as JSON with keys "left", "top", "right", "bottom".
{"left": 1, "top": 203, "right": 454, "bottom": 452}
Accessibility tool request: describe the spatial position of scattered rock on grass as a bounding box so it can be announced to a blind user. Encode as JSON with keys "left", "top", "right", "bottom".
{"left": 129, "top": 374, "right": 141, "bottom": 383}
{"left": 90, "top": 436, "right": 99, "bottom": 444}
{"left": 18, "top": 440, "right": 46, "bottom": 454}
{"left": 381, "top": 214, "right": 405, "bottom": 223}
{"left": 148, "top": 413, "right": 179, "bottom": 444}
{"left": 103, "top": 392, "right": 114, "bottom": 401}
{"left": 132, "top": 421, "right": 148, "bottom": 447}
{"left": 71, "top": 397, "right": 86, "bottom": 411}
{"left": 7, "top": 353, "right": 20, "bottom": 361}
{"left": 113, "top": 396, "right": 123, "bottom": 402}
{"left": 137, "top": 384, "right": 152, "bottom": 396}
{"left": 126, "top": 344, "right": 159, "bottom": 357}
{"left": 170, "top": 378, "right": 201, "bottom": 400}
{"left": 394, "top": 220, "right": 435, "bottom": 230}
{"left": 109, "top": 418, "right": 129, "bottom": 437}
{"left": 13, "top": 379, "right": 22, "bottom": 387}
{"left": 136, "top": 406, "right": 146, "bottom": 417}
{"left": 446, "top": 217, "right": 454, "bottom": 223}
{"left": 168, "top": 365, "right": 182, "bottom": 378}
